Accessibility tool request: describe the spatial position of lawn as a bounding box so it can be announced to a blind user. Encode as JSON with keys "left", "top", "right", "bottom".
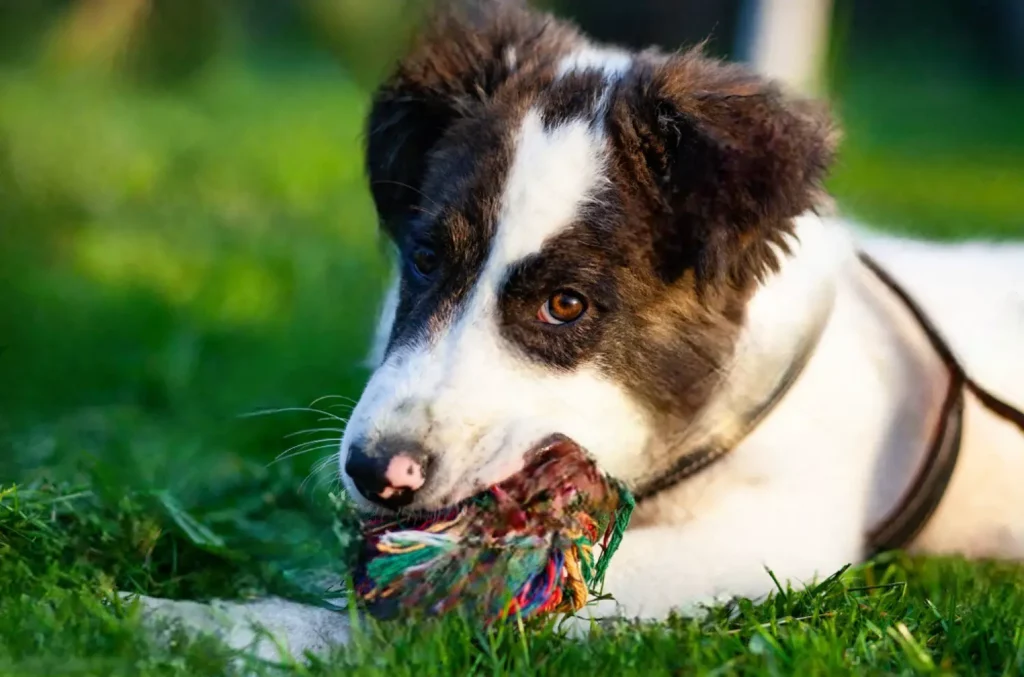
{"left": 1, "top": 46, "right": 1023, "bottom": 675}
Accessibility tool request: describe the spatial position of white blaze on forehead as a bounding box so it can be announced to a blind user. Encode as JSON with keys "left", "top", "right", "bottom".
{"left": 557, "top": 46, "right": 633, "bottom": 80}
{"left": 482, "top": 108, "right": 609, "bottom": 288}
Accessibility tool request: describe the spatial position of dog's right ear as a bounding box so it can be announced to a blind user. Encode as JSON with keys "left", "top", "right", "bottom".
{"left": 365, "top": 0, "right": 578, "bottom": 233}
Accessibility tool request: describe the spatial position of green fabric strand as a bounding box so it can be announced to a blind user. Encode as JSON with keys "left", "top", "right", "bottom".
{"left": 594, "top": 483, "right": 634, "bottom": 586}
{"left": 367, "top": 544, "right": 447, "bottom": 587}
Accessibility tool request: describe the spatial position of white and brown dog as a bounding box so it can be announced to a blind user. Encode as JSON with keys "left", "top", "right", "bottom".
{"left": 134, "top": 0, "right": 1024, "bottom": 659}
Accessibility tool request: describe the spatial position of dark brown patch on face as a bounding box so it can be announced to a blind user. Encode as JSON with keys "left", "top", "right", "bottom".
{"left": 494, "top": 205, "right": 747, "bottom": 428}
{"left": 384, "top": 110, "right": 515, "bottom": 353}
{"left": 583, "top": 50, "right": 835, "bottom": 429}
{"left": 497, "top": 199, "right": 626, "bottom": 369}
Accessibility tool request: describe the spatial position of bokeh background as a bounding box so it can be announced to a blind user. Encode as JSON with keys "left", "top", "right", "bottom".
{"left": 1, "top": 0, "right": 1022, "bottom": 587}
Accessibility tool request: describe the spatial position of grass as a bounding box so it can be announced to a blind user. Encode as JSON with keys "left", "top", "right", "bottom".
{"left": 3, "top": 483, "right": 1024, "bottom": 675}
{"left": 0, "top": 44, "right": 1022, "bottom": 675}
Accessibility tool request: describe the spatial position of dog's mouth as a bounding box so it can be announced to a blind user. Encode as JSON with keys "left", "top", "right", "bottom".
{"left": 366, "top": 433, "right": 610, "bottom": 528}
{"left": 434, "top": 433, "right": 598, "bottom": 512}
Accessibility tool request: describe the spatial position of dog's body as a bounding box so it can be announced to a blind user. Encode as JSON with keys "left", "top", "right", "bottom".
{"left": 133, "top": 0, "right": 1024, "bottom": 659}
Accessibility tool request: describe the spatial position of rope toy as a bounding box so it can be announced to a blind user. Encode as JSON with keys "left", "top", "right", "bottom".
{"left": 352, "top": 438, "right": 634, "bottom": 624}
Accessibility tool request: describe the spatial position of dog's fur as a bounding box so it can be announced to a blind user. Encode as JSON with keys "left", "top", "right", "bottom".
{"left": 134, "top": 0, "right": 1024, "bottom": 659}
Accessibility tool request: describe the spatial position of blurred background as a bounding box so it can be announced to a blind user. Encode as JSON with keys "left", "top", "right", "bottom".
{"left": 0, "top": 0, "right": 1021, "bottom": 587}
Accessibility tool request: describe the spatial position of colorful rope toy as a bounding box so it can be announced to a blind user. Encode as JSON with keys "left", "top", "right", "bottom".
{"left": 352, "top": 437, "right": 635, "bottom": 623}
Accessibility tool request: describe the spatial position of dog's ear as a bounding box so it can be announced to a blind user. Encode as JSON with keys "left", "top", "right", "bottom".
{"left": 365, "top": 0, "right": 578, "bottom": 232}
{"left": 615, "top": 49, "right": 838, "bottom": 289}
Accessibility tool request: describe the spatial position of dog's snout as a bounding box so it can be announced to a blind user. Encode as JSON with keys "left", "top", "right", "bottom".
{"left": 344, "top": 439, "right": 430, "bottom": 509}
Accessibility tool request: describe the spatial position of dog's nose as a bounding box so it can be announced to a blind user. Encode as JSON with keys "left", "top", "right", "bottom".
{"left": 344, "top": 440, "right": 429, "bottom": 509}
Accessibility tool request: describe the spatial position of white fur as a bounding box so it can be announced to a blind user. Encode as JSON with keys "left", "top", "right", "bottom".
{"left": 339, "top": 110, "right": 648, "bottom": 508}
{"left": 486, "top": 109, "right": 608, "bottom": 273}
{"left": 557, "top": 46, "right": 633, "bottom": 80}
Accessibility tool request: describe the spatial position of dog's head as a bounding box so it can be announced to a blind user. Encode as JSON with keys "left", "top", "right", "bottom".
{"left": 339, "top": 0, "right": 837, "bottom": 512}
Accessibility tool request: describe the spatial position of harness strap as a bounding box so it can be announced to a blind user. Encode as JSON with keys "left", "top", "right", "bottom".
{"left": 858, "top": 251, "right": 1024, "bottom": 552}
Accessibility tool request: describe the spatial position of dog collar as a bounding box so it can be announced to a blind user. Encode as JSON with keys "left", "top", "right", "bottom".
{"left": 633, "top": 321, "right": 821, "bottom": 502}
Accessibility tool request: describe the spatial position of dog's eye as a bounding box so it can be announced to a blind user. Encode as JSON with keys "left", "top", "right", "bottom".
{"left": 409, "top": 247, "right": 439, "bottom": 279}
{"left": 538, "top": 291, "right": 587, "bottom": 325}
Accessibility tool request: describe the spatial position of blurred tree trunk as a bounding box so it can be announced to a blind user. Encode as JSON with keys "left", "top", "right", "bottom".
{"left": 554, "top": 0, "right": 745, "bottom": 59}
{"left": 991, "top": 0, "right": 1024, "bottom": 79}
{"left": 737, "top": 0, "right": 834, "bottom": 94}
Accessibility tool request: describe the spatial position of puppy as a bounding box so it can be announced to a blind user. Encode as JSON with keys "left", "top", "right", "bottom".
{"left": 134, "top": 0, "right": 1024, "bottom": 658}
{"left": 339, "top": 0, "right": 1024, "bottom": 621}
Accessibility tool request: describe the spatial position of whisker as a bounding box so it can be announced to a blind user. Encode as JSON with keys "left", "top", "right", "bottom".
{"left": 239, "top": 406, "right": 348, "bottom": 424}
{"left": 309, "top": 394, "right": 359, "bottom": 408}
{"left": 283, "top": 427, "right": 346, "bottom": 440}
{"left": 321, "top": 472, "right": 343, "bottom": 488}
{"left": 409, "top": 204, "right": 440, "bottom": 218}
{"left": 270, "top": 442, "right": 343, "bottom": 467}
{"left": 275, "top": 437, "right": 343, "bottom": 461}
{"left": 301, "top": 452, "right": 341, "bottom": 494}
{"left": 312, "top": 453, "right": 340, "bottom": 474}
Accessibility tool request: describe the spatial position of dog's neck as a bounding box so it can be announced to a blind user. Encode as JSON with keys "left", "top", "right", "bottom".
{"left": 636, "top": 213, "right": 850, "bottom": 496}
{"left": 633, "top": 212, "right": 964, "bottom": 537}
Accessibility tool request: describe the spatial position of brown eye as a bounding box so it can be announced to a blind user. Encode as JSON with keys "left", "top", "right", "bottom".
{"left": 409, "top": 247, "right": 438, "bottom": 278}
{"left": 538, "top": 291, "right": 587, "bottom": 325}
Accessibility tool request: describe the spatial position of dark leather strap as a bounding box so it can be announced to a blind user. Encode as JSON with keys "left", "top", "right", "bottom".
{"left": 865, "top": 365, "right": 965, "bottom": 553}
{"left": 858, "top": 251, "right": 1024, "bottom": 552}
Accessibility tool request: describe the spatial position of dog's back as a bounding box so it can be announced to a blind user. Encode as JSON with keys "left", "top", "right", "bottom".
{"left": 854, "top": 223, "right": 1024, "bottom": 404}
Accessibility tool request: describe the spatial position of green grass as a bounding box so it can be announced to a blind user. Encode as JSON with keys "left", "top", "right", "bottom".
{"left": 1, "top": 48, "right": 1022, "bottom": 675}
{"left": 3, "top": 483, "right": 1024, "bottom": 676}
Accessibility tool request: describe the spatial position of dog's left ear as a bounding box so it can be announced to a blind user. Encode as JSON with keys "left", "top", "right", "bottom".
{"left": 614, "top": 50, "right": 838, "bottom": 288}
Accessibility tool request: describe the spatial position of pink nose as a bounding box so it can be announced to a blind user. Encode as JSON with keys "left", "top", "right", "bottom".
{"left": 377, "top": 454, "right": 426, "bottom": 500}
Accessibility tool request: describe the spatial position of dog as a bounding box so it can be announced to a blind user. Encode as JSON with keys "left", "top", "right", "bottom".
{"left": 133, "top": 0, "right": 1024, "bottom": 659}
